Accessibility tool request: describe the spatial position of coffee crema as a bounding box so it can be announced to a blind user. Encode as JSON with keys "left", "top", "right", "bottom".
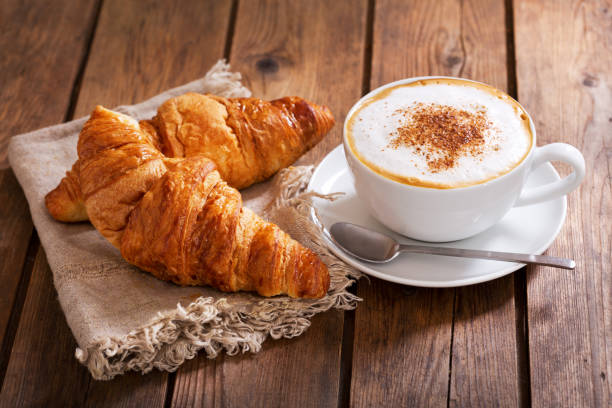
{"left": 346, "top": 78, "right": 533, "bottom": 188}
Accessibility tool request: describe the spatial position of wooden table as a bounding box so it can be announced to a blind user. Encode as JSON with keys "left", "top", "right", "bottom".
{"left": 0, "top": 1, "right": 610, "bottom": 406}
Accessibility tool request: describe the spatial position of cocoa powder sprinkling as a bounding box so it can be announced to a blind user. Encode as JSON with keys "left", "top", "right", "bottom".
{"left": 388, "top": 103, "right": 491, "bottom": 172}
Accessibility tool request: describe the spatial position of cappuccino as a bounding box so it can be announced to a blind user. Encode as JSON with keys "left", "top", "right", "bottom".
{"left": 346, "top": 78, "right": 532, "bottom": 188}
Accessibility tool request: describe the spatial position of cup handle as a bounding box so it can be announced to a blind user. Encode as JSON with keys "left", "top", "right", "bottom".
{"left": 514, "top": 143, "right": 585, "bottom": 207}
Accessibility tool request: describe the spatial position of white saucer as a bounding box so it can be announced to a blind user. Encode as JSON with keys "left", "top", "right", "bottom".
{"left": 308, "top": 145, "right": 567, "bottom": 288}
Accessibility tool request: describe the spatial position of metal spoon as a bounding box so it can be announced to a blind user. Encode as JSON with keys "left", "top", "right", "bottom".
{"left": 329, "top": 222, "right": 575, "bottom": 269}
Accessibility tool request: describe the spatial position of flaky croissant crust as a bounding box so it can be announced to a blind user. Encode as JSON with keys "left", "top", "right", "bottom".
{"left": 46, "top": 93, "right": 334, "bottom": 222}
{"left": 70, "top": 103, "right": 331, "bottom": 298}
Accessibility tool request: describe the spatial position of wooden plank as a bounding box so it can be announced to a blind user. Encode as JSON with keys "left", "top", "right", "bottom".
{"left": 0, "top": 248, "right": 91, "bottom": 407}
{"left": 0, "top": 0, "right": 99, "bottom": 378}
{"left": 73, "top": 0, "right": 233, "bottom": 117}
{"left": 171, "top": 358, "right": 216, "bottom": 407}
{"left": 76, "top": 0, "right": 234, "bottom": 406}
{"left": 450, "top": 276, "right": 520, "bottom": 407}
{"left": 229, "top": 0, "right": 367, "bottom": 165}
{"left": 79, "top": 0, "right": 233, "bottom": 402}
{"left": 351, "top": 1, "right": 520, "bottom": 406}
{"left": 448, "top": 0, "right": 521, "bottom": 406}
{"left": 170, "top": 0, "right": 368, "bottom": 406}
{"left": 514, "top": 1, "right": 612, "bottom": 406}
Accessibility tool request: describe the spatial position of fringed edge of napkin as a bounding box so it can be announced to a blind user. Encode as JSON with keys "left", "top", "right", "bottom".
{"left": 76, "top": 166, "right": 363, "bottom": 380}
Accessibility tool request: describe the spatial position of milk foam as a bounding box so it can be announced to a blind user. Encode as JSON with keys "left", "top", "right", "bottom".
{"left": 347, "top": 80, "right": 532, "bottom": 188}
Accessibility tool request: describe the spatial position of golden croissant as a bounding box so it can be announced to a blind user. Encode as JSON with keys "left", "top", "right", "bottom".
{"left": 46, "top": 93, "right": 335, "bottom": 222}
{"left": 72, "top": 105, "right": 330, "bottom": 298}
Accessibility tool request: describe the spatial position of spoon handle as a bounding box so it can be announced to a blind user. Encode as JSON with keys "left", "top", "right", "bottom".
{"left": 398, "top": 244, "right": 576, "bottom": 270}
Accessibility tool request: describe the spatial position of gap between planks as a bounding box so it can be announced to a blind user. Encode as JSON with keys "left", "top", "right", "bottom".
{"left": 63, "top": 0, "right": 105, "bottom": 123}
{"left": 505, "top": 0, "right": 531, "bottom": 405}
{"left": 338, "top": 1, "right": 376, "bottom": 406}
{"left": 0, "top": 233, "right": 39, "bottom": 388}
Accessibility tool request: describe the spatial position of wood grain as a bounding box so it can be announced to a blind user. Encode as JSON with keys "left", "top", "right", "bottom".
{"left": 514, "top": 0, "right": 612, "bottom": 406}
{"left": 73, "top": 0, "right": 233, "bottom": 118}
{"left": 450, "top": 276, "right": 520, "bottom": 407}
{"left": 0, "top": 249, "right": 91, "bottom": 407}
{"left": 0, "top": 0, "right": 99, "bottom": 377}
{"left": 352, "top": 282, "right": 454, "bottom": 407}
{"left": 171, "top": 358, "right": 216, "bottom": 407}
{"left": 83, "top": 371, "right": 168, "bottom": 408}
{"left": 0, "top": 0, "right": 98, "bottom": 165}
{"left": 169, "top": 0, "right": 368, "bottom": 406}
{"left": 351, "top": 1, "right": 520, "bottom": 406}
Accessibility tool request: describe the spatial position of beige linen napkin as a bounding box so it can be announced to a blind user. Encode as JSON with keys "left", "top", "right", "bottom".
{"left": 7, "top": 61, "right": 361, "bottom": 380}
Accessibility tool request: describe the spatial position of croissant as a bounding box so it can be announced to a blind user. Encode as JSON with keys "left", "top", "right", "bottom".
{"left": 46, "top": 93, "right": 335, "bottom": 222}
{"left": 76, "top": 106, "right": 329, "bottom": 298}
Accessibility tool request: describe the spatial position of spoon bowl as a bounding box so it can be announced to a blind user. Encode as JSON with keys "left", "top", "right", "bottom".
{"left": 329, "top": 222, "right": 400, "bottom": 263}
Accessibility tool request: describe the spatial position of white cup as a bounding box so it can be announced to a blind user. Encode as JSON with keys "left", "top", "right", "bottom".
{"left": 343, "top": 77, "right": 586, "bottom": 242}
